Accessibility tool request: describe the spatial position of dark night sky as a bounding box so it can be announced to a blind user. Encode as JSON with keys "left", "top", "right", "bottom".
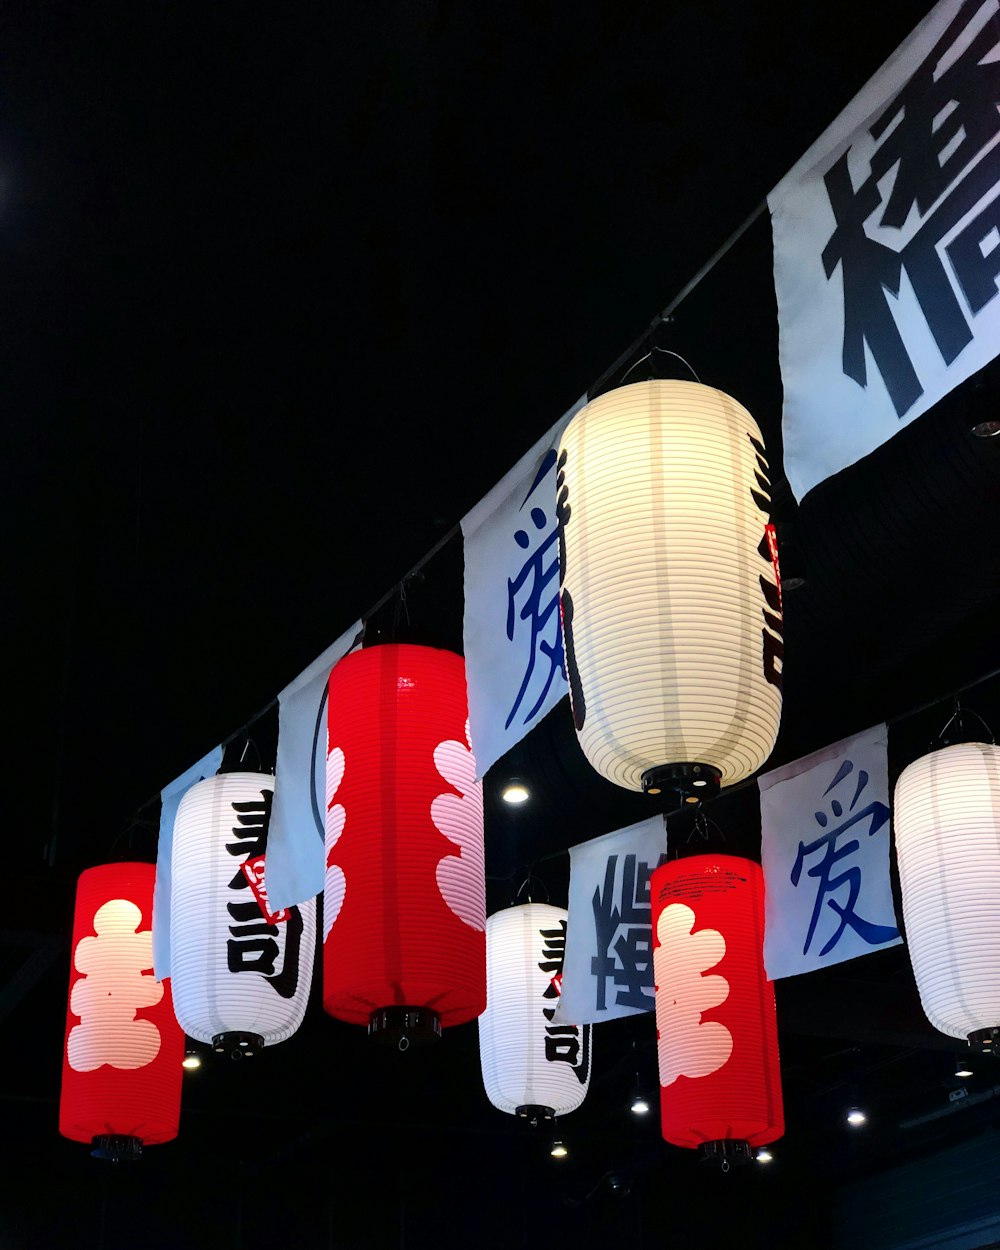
{"left": 4, "top": 4, "right": 1000, "bottom": 1248}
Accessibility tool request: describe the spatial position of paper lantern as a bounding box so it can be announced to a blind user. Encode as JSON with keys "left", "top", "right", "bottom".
{"left": 651, "top": 855, "right": 783, "bottom": 1165}
{"left": 556, "top": 379, "right": 783, "bottom": 799}
{"left": 894, "top": 741, "right": 1000, "bottom": 1049}
{"left": 323, "top": 643, "right": 486, "bottom": 1043}
{"left": 479, "top": 903, "right": 592, "bottom": 1121}
{"left": 170, "top": 771, "right": 316, "bottom": 1058}
{"left": 60, "top": 863, "right": 183, "bottom": 1160}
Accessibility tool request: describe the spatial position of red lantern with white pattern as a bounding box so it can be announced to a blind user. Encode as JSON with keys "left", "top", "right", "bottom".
{"left": 651, "top": 855, "right": 783, "bottom": 1167}
{"left": 60, "top": 863, "right": 184, "bottom": 1160}
{"left": 323, "top": 643, "right": 486, "bottom": 1043}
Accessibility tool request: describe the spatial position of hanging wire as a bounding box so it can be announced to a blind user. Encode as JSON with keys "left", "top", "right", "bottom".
{"left": 685, "top": 807, "right": 727, "bottom": 847}
{"left": 238, "top": 737, "right": 263, "bottom": 771}
{"left": 935, "top": 696, "right": 996, "bottom": 745}
{"left": 620, "top": 345, "right": 702, "bottom": 386}
{"left": 514, "top": 871, "right": 551, "bottom": 905}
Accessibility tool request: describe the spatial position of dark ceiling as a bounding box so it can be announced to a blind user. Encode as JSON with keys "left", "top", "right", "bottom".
{"left": 5, "top": 2, "right": 1000, "bottom": 1247}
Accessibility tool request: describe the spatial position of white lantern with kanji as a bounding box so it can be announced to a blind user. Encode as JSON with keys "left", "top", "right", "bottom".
{"left": 556, "top": 379, "right": 782, "bottom": 800}
{"left": 479, "top": 903, "right": 592, "bottom": 1121}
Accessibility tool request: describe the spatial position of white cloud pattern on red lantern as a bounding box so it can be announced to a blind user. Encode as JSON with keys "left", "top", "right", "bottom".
{"left": 433, "top": 720, "right": 486, "bottom": 931}
{"left": 68, "top": 899, "right": 163, "bottom": 1072}
{"left": 654, "top": 902, "right": 732, "bottom": 1087}
{"left": 324, "top": 745, "right": 347, "bottom": 941}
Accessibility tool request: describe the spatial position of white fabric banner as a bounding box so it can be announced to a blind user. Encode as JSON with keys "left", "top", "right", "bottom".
{"left": 553, "top": 816, "right": 667, "bottom": 1025}
{"left": 265, "top": 621, "right": 363, "bottom": 910}
{"left": 759, "top": 723, "right": 901, "bottom": 980}
{"left": 769, "top": 0, "right": 1000, "bottom": 501}
{"left": 153, "top": 743, "right": 223, "bottom": 980}
{"left": 462, "top": 397, "right": 585, "bottom": 779}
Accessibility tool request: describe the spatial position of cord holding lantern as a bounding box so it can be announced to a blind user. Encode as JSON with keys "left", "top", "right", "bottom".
{"left": 557, "top": 342, "right": 783, "bottom": 807}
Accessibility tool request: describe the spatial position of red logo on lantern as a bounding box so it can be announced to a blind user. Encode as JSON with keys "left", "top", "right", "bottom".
{"left": 241, "top": 855, "right": 289, "bottom": 924}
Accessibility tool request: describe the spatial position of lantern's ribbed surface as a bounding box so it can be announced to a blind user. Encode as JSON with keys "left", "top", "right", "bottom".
{"left": 479, "top": 904, "right": 592, "bottom": 1116}
{"left": 651, "top": 855, "right": 783, "bottom": 1149}
{"left": 170, "top": 772, "right": 315, "bottom": 1047}
{"left": 323, "top": 644, "right": 486, "bottom": 1027}
{"left": 60, "top": 863, "right": 183, "bottom": 1146}
{"left": 894, "top": 742, "right": 1000, "bottom": 1039}
{"left": 557, "top": 380, "right": 782, "bottom": 790}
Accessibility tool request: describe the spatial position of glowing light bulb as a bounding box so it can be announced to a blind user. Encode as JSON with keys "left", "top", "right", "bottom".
{"left": 756, "top": 1148, "right": 774, "bottom": 1163}
{"left": 550, "top": 1141, "right": 568, "bottom": 1158}
{"left": 182, "top": 1054, "right": 202, "bottom": 1071}
{"left": 501, "top": 783, "right": 529, "bottom": 805}
{"left": 846, "top": 1107, "right": 867, "bottom": 1127}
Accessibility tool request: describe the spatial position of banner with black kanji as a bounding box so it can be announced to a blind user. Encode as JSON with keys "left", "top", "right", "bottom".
{"left": 769, "top": 0, "right": 1000, "bottom": 501}
{"left": 554, "top": 817, "right": 667, "bottom": 1025}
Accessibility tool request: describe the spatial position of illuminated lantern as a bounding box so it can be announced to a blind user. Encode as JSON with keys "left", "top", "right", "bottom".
{"left": 651, "top": 855, "right": 783, "bottom": 1166}
{"left": 479, "top": 904, "right": 592, "bottom": 1121}
{"left": 323, "top": 643, "right": 486, "bottom": 1043}
{"left": 894, "top": 742, "right": 1000, "bottom": 1050}
{"left": 60, "top": 863, "right": 183, "bottom": 1160}
{"left": 556, "top": 380, "right": 782, "bottom": 800}
{"left": 170, "top": 771, "right": 316, "bottom": 1058}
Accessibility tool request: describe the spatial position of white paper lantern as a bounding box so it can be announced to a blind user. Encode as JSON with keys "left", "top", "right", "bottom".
{"left": 479, "top": 903, "right": 592, "bottom": 1120}
{"left": 556, "top": 379, "right": 783, "bottom": 797}
{"left": 894, "top": 741, "right": 1000, "bottom": 1046}
{"left": 170, "top": 771, "right": 316, "bottom": 1057}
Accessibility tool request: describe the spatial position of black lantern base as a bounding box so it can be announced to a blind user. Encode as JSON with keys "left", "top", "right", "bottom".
{"left": 368, "top": 1006, "right": 441, "bottom": 1050}
{"left": 968, "top": 1026, "right": 1000, "bottom": 1054}
{"left": 91, "top": 1134, "right": 142, "bottom": 1163}
{"left": 213, "top": 1031, "right": 264, "bottom": 1060}
{"left": 642, "top": 762, "right": 722, "bottom": 803}
{"left": 516, "top": 1104, "right": 556, "bottom": 1127}
{"left": 697, "top": 1139, "right": 753, "bottom": 1171}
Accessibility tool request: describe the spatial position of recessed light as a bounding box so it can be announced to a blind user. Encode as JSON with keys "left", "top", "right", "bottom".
{"left": 501, "top": 783, "right": 529, "bottom": 805}
{"left": 846, "top": 1107, "right": 867, "bottom": 1127}
{"left": 550, "top": 1141, "right": 568, "bottom": 1158}
{"left": 756, "top": 1148, "right": 774, "bottom": 1163}
{"left": 182, "top": 1054, "right": 202, "bottom": 1071}
{"left": 971, "top": 419, "right": 1000, "bottom": 439}
{"left": 630, "top": 1095, "right": 650, "bottom": 1115}
{"left": 955, "top": 1063, "right": 974, "bottom": 1079}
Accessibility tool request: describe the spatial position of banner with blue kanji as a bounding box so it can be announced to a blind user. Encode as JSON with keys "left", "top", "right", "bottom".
{"left": 759, "top": 723, "right": 901, "bottom": 980}
{"left": 461, "top": 397, "right": 584, "bottom": 779}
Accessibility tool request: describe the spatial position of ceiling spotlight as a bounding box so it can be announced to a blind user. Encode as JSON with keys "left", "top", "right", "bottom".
{"left": 755, "top": 1148, "right": 774, "bottom": 1163}
{"left": 846, "top": 1107, "right": 867, "bottom": 1127}
{"left": 501, "top": 782, "right": 530, "bottom": 805}
{"left": 182, "top": 1053, "right": 202, "bottom": 1071}
{"left": 970, "top": 419, "right": 1000, "bottom": 439}
{"left": 630, "top": 1094, "right": 650, "bottom": 1115}
{"left": 550, "top": 1140, "right": 568, "bottom": 1158}
{"left": 955, "top": 1061, "right": 974, "bottom": 1079}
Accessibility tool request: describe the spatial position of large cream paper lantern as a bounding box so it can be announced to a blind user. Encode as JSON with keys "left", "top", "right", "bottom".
{"left": 479, "top": 903, "right": 592, "bottom": 1122}
{"left": 170, "top": 771, "right": 316, "bottom": 1058}
{"left": 894, "top": 741, "right": 1000, "bottom": 1049}
{"left": 556, "top": 379, "right": 782, "bottom": 799}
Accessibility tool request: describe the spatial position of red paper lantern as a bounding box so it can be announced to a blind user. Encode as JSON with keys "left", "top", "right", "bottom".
{"left": 60, "top": 863, "right": 184, "bottom": 1160}
{"left": 651, "top": 854, "right": 782, "bottom": 1166}
{"left": 323, "top": 643, "right": 486, "bottom": 1043}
